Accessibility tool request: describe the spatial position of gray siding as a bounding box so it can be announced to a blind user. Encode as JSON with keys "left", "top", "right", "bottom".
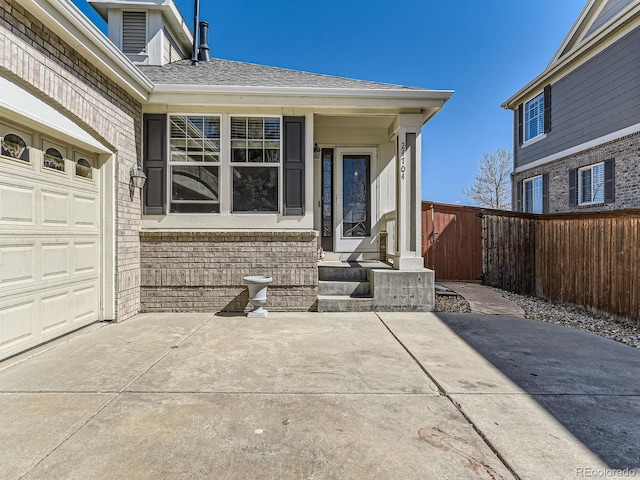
{"left": 585, "top": 0, "right": 634, "bottom": 39}
{"left": 515, "top": 24, "right": 640, "bottom": 169}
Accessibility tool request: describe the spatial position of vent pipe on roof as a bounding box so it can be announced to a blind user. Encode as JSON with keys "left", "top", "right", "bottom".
{"left": 191, "top": 0, "right": 200, "bottom": 66}
{"left": 198, "top": 21, "right": 211, "bottom": 62}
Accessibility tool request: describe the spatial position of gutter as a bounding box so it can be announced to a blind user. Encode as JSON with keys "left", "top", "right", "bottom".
{"left": 150, "top": 84, "right": 454, "bottom": 101}
{"left": 17, "top": 0, "right": 153, "bottom": 102}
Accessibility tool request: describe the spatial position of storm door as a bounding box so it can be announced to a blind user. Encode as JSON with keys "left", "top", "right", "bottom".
{"left": 335, "top": 148, "right": 376, "bottom": 252}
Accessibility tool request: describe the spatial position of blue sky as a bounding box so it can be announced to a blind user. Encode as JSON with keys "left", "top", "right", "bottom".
{"left": 73, "top": 0, "right": 586, "bottom": 205}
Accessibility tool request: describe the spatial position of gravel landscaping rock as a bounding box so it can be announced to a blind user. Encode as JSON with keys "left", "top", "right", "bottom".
{"left": 435, "top": 293, "right": 472, "bottom": 313}
{"left": 433, "top": 285, "right": 639, "bottom": 348}
{"left": 500, "top": 290, "right": 640, "bottom": 349}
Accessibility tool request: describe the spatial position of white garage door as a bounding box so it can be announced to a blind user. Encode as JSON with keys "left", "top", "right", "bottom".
{"left": 0, "top": 149, "right": 101, "bottom": 360}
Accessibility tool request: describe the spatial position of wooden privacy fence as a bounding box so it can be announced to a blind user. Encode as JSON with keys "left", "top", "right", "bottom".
{"left": 482, "top": 209, "right": 640, "bottom": 323}
{"left": 422, "top": 202, "right": 483, "bottom": 281}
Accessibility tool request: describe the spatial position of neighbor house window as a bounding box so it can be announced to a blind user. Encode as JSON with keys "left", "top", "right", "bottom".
{"left": 169, "top": 115, "right": 220, "bottom": 213}
{"left": 524, "top": 93, "right": 544, "bottom": 142}
{"left": 579, "top": 162, "right": 605, "bottom": 205}
{"left": 230, "top": 116, "right": 281, "bottom": 212}
{"left": 523, "top": 175, "right": 543, "bottom": 213}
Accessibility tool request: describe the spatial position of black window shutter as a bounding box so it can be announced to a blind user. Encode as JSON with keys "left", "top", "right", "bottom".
{"left": 516, "top": 180, "right": 523, "bottom": 212}
{"left": 543, "top": 84, "right": 552, "bottom": 134}
{"left": 542, "top": 172, "right": 549, "bottom": 213}
{"left": 569, "top": 168, "right": 578, "bottom": 207}
{"left": 283, "top": 116, "right": 305, "bottom": 215}
{"left": 143, "top": 114, "right": 167, "bottom": 215}
{"left": 517, "top": 105, "right": 524, "bottom": 145}
{"left": 604, "top": 158, "right": 615, "bottom": 203}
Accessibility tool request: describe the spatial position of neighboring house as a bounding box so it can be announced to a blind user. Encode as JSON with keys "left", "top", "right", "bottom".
{"left": 502, "top": 0, "right": 640, "bottom": 214}
{"left": 0, "top": 0, "right": 451, "bottom": 360}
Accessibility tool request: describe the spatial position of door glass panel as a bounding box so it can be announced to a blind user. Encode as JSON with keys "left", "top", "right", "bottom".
{"left": 342, "top": 155, "right": 370, "bottom": 238}
{"left": 321, "top": 151, "right": 333, "bottom": 247}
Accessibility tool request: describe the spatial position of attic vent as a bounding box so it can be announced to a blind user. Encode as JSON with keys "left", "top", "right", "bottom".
{"left": 122, "top": 11, "right": 147, "bottom": 54}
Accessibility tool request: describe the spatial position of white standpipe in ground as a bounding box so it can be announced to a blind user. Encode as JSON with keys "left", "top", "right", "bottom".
{"left": 244, "top": 276, "right": 273, "bottom": 318}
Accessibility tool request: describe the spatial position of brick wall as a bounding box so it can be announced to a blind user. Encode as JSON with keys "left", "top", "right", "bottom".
{"left": 0, "top": 0, "right": 143, "bottom": 320}
{"left": 513, "top": 131, "right": 640, "bottom": 213}
{"left": 140, "top": 231, "right": 319, "bottom": 312}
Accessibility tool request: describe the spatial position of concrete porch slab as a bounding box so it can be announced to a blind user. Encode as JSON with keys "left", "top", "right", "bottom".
{"left": 450, "top": 393, "right": 608, "bottom": 479}
{"left": 378, "top": 312, "right": 524, "bottom": 394}
{"left": 127, "top": 313, "right": 437, "bottom": 394}
{"left": 0, "top": 313, "right": 213, "bottom": 392}
{"left": 20, "top": 393, "right": 513, "bottom": 480}
{"left": 0, "top": 393, "right": 115, "bottom": 480}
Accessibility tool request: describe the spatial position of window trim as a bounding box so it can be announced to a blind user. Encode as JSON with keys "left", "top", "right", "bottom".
{"left": 229, "top": 115, "right": 283, "bottom": 214}
{"left": 523, "top": 92, "right": 545, "bottom": 144}
{"left": 578, "top": 162, "right": 605, "bottom": 206}
{"left": 523, "top": 174, "right": 544, "bottom": 214}
{"left": 167, "top": 114, "right": 222, "bottom": 214}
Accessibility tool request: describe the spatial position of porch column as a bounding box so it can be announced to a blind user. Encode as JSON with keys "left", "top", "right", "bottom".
{"left": 392, "top": 114, "right": 424, "bottom": 271}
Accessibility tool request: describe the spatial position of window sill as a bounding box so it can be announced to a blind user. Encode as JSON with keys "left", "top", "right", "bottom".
{"left": 522, "top": 133, "right": 547, "bottom": 148}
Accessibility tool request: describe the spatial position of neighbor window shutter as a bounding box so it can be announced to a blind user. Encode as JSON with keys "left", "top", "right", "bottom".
{"left": 143, "top": 114, "right": 167, "bottom": 215}
{"left": 569, "top": 168, "right": 578, "bottom": 207}
{"left": 283, "top": 116, "right": 305, "bottom": 216}
{"left": 516, "top": 180, "right": 523, "bottom": 212}
{"left": 543, "top": 84, "right": 552, "bottom": 134}
{"left": 517, "top": 105, "right": 524, "bottom": 146}
{"left": 604, "top": 158, "right": 615, "bottom": 203}
{"left": 542, "top": 172, "right": 549, "bottom": 213}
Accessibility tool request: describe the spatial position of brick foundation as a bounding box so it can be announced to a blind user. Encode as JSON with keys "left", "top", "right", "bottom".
{"left": 140, "top": 231, "right": 319, "bottom": 312}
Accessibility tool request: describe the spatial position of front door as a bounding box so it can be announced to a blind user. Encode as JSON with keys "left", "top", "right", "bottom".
{"left": 334, "top": 148, "right": 376, "bottom": 253}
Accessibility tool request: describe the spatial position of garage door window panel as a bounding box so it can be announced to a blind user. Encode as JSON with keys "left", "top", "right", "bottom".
{"left": 1, "top": 134, "right": 30, "bottom": 162}
{"left": 44, "top": 148, "right": 65, "bottom": 172}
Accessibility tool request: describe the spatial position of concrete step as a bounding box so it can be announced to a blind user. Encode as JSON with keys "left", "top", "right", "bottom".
{"left": 318, "top": 266, "right": 368, "bottom": 282}
{"left": 317, "top": 295, "right": 374, "bottom": 312}
{"left": 318, "top": 281, "right": 370, "bottom": 296}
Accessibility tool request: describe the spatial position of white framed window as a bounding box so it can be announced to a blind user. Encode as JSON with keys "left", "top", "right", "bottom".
{"left": 230, "top": 116, "right": 281, "bottom": 213}
{"left": 579, "top": 162, "right": 605, "bottom": 205}
{"left": 169, "top": 115, "right": 221, "bottom": 213}
{"left": 524, "top": 93, "right": 544, "bottom": 142}
{"left": 523, "top": 175, "right": 543, "bottom": 213}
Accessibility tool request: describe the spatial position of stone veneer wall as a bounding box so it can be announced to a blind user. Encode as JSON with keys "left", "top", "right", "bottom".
{"left": 0, "top": 0, "right": 143, "bottom": 321}
{"left": 513, "top": 131, "right": 640, "bottom": 213}
{"left": 140, "top": 231, "right": 319, "bottom": 312}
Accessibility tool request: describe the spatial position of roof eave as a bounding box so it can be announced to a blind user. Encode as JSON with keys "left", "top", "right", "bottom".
{"left": 150, "top": 83, "right": 453, "bottom": 100}
{"left": 17, "top": 0, "right": 153, "bottom": 102}
{"left": 502, "top": 3, "right": 640, "bottom": 110}
{"left": 147, "top": 85, "right": 453, "bottom": 116}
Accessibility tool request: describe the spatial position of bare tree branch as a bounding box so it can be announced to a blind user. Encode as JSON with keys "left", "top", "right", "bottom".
{"left": 462, "top": 148, "right": 512, "bottom": 210}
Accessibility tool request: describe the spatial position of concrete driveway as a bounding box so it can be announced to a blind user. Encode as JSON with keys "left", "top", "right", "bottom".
{"left": 0, "top": 312, "right": 638, "bottom": 479}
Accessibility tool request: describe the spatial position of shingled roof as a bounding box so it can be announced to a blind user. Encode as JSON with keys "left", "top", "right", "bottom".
{"left": 137, "top": 58, "right": 424, "bottom": 91}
